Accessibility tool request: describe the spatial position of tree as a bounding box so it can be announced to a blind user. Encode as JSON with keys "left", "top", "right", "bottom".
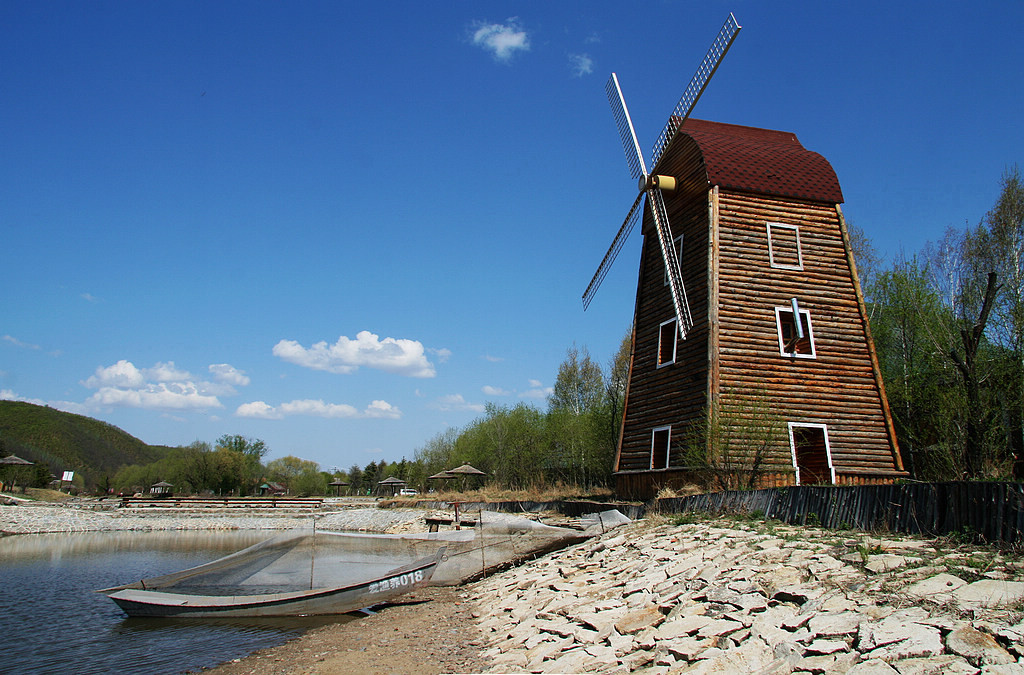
{"left": 949, "top": 272, "right": 1001, "bottom": 477}
{"left": 549, "top": 345, "right": 605, "bottom": 416}
{"left": 868, "top": 254, "right": 962, "bottom": 478}
{"left": 215, "top": 435, "right": 268, "bottom": 495}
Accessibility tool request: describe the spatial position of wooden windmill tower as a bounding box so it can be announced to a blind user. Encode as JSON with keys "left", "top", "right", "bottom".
{"left": 584, "top": 14, "right": 906, "bottom": 500}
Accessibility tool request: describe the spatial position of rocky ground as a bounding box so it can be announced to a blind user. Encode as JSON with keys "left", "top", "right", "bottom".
{"left": 471, "top": 516, "right": 1024, "bottom": 673}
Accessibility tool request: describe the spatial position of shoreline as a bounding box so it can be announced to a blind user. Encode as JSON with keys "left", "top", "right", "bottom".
{"left": 8, "top": 501, "right": 1024, "bottom": 673}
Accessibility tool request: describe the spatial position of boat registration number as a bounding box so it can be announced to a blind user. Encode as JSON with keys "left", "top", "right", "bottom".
{"left": 368, "top": 569, "right": 425, "bottom": 594}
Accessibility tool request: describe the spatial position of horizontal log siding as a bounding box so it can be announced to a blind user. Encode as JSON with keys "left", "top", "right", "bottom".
{"left": 715, "top": 191, "right": 900, "bottom": 477}
{"left": 616, "top": 137, "right": 711, "bottom": 473}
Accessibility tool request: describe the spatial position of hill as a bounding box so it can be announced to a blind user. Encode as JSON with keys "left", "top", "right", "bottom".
{"left": 0, "top": 401, "right": 169, "bottom": 482}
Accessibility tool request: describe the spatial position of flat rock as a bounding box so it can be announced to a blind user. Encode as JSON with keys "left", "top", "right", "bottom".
{"left": 613, "top": 604, "right": 665, "bottom": 635}
{"left": 865, "top": 554, "right": 920, "bottom": 574}
{"left": 953, "top": 580, "right": 1024, "bottom": 608}
{"left": 891, "top": 654, "right": 979, "bottom": 674}
{"left": 945, "top": 625, "right": 1014, "bottom": 666}
{"left": 695, "top": 618, "right": 745, "bottom": 640}
{"left": 861, "top": 622, "right": 942, "bottom": 662}
{"left": 805, "top": 638, "right": 850, "bottom": 655}
{"left": 904, "top": 573, "right": 967, "bottom": 602}
{"left": 809, "top": 611, "right": 865, "bottom": 637}
{"left": 847, "top": 659, "right": 900, "bottom": 674}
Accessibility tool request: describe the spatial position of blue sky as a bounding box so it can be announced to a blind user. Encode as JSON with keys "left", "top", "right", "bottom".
{"left": 2, "top": 2, "right": 1022, "bottom": 472}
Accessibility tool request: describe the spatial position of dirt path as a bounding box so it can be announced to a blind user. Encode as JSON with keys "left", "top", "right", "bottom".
{"left": 196, "top": 586, "right": 489, "bottom": 675}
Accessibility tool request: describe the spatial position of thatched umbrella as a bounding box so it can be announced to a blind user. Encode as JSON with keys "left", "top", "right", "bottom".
{"left": 328, "top": 479, "right": 348, "bottom": 497}
{"left": 447, "top": 464, "right": 486, "bottom": 492}
{"left": 377, "top": 476, "right": 406, "bottom": 497}
{"left": 0, "top": 454, "right": 34, "bottom": 492}
{"left": 428, "top": 470, "right": 455, "bottom": 480}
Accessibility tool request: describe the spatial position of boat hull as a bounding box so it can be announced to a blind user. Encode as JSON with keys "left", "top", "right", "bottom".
{"left": 103, "top": 549, "right": 442, "bottom": 618}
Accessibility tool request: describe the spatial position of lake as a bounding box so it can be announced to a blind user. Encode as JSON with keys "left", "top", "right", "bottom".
{"left": 0, "top": 530, "right": 351, "bottom": 674}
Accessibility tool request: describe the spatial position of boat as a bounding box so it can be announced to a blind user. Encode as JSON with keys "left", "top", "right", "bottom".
{"left": 98, "top": 509, "right": 629, "bottom": 617}
{"left": 99, "top": 534, "right": 445, "bottom": 618}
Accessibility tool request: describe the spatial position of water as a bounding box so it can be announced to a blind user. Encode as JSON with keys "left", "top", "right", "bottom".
{"left": 0, "top": 530, "right": 351, "bottom": 674}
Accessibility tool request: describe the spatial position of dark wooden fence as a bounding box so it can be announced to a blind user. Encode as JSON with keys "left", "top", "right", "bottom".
{"left": 657, "top": 482, "right": 1024, "bottom": 546}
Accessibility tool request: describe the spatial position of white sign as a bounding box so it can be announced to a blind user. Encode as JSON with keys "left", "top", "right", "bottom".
{"left": 62, "top": 471, "right": 74, "bottom": 482}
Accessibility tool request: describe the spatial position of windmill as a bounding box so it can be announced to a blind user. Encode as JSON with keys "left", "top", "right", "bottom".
{"left": 579, "top": 14, "right": 906, "bottom": 499}
{"left": 582, "top": 13, "right": 741, "bottom": 339}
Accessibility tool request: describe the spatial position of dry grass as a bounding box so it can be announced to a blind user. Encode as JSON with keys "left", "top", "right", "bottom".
{"left": 21, "top": 487, "right": 75, "bottom": 502}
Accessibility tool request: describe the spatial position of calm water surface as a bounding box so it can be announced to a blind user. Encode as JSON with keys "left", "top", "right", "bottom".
{"left": 0, "top": 530, "right": 351, "bottom": 675}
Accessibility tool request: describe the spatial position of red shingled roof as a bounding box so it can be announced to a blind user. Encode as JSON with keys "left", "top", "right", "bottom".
{"left": 673, "top": 118, "right": 844, "bottom": 204}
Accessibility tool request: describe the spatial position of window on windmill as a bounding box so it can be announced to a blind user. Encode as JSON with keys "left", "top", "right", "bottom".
{"left": 651, "top": 426, "right": 671, "bottom": 470}
{"left": 767, "top": 222, "right": 803, "bottom": 270}
{"left": 658, "top": 318, "right": 677, "bottom": 367}
{"left": 663, "top": 234, "right": 683, "bottom": 286}
{"left": 775, "top": 307, "right": 815, "bottom": 358}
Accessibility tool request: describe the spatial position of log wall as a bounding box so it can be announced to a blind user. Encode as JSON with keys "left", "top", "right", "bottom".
{"left": 615, "top": 135, "right": 712, "bottom": 474}
{"left": 714, "top": 190, "right": 902, "bottom": 478}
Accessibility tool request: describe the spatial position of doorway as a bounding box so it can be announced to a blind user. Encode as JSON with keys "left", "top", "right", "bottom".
{"left": 789, "top": 423, "right": 834, "bottom": 485}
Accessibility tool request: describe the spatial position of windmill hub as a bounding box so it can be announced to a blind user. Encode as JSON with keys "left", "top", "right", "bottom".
{"left": 640, "top": 174, "right": 677, "bottom": 193}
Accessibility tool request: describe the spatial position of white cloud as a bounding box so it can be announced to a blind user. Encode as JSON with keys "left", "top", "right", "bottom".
{"left": 236, "top": 398, "right": 401, "bottom": 420}
{"left": 236, "top": 401, "right": 281, "bottom": 419}
{"left": 482, "top": 354, "right": 504, "bottom": 363}
{"left": 273, "top": 331, "right": 436, "bottom": 378}
{"left": 146, "top": 361, "right": 193, "bottom": 383}
{"left": 429, "top": 347, "right": 452, "bottom": 363}
{"left": 84, "top": 360, "right": 146, "bottom": 389}
{"left": 569, "top": 53, "right": 593, "bottom": 77}
{"left": 520, "top": 379, "right": 553, "bottom": 399}
{"left": 86, "top": 382, "right": 222, "bottom": 411}
{"left": 3, "top": 335, "right": 41, "bottom": 350}
{"left": 431, "top": 393, "right": 485, "bottom": 413}
{"left": 81, "top": 293, "right": 99, "bottom": 303}
{"left": 482, "top": 385, "right": 510, "bottom": 396}
{"left": 80, "top": 359, "right": 237, "bottom": 412}
{"left": 209, "top": 363, "right": 250, "bottom": 387}
{"left": 0, "top": 389, "right": 47, "bottom": 406}
{"left": 471, "top": 18, "right": 529, "bottom": 62}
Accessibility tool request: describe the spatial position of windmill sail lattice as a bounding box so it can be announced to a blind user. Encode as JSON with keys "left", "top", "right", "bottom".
{"left": 582, "top": 13, "right": 741, "bottom": 340}
{"left": 651, "top": 12, "right": 741, "bottom": 170}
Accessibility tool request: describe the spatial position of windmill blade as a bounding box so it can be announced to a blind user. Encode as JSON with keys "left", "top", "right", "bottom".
{"left": 582, "top": 190, "right": 646, "bottom": 310}
{"left": 649, "top": 187, "right": 693, "bottom": 336}
{"left": 606, "top": 73, "right": 648, "bottom": 180}
{"left": 650, "top": 12, "right": 741, "bottom": 169}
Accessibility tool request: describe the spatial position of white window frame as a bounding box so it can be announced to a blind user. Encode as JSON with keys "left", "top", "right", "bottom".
{"left": 664, "top": 234, "right": 684, "bottom": 286}
{"left": 651, "top": 425, "right": 672, "bottom": 470}
{"left": 774, "top": 306, "right": 816, "bottom": 359}
{"left": 767, "top": 222, "right": 804, "bottom": 270}
{"left": 657, "top": 318, "right": 677, "bottom": 368}
{"left": 787, "top": 422, "right": 835, "bottom": 485}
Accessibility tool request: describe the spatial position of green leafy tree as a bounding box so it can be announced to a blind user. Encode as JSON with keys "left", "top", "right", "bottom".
{"left": 215, "top": 435, "right": 268, "bottom": 495}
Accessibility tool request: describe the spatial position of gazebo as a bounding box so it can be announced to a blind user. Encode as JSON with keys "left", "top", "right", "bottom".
{"left": 150, "top": 480, "right": 174, "bottom": 496}
{"left": 328, "top": 479, "right": 348, "bottom": 497}
{"left": 447, "top": 464, "right": 487, "bottom": 492}
{"left": 0, "top": 454, "right": 34, "bottom": 492}
{"left": 377, "top": 476, "right": 406, "bottom": 497}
